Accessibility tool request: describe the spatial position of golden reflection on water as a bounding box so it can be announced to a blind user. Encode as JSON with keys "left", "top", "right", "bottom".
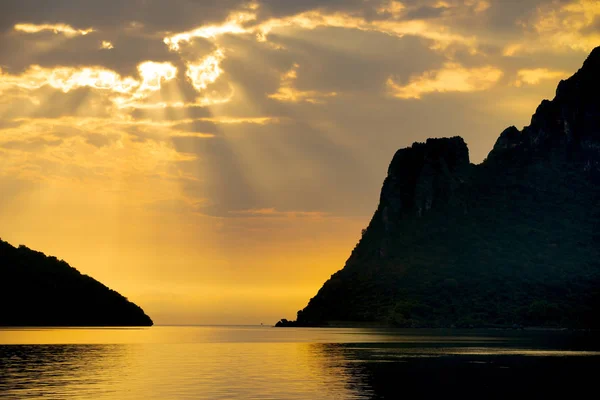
{"left": 1, "top": 327, "right": 599, "bottom": 399}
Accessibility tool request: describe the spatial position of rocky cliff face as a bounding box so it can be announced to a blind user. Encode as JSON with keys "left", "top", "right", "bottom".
{"left": 284, "top": 46, "right": 600, "bottom": 328}
{"left": 488, "top": 46, "right": 600, "bottom": 180}
{"left": 379, "top": 137, "right": 469, "bottom": 229}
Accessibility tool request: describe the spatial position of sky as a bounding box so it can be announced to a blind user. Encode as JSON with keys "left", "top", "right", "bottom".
{"left": 1, "top": 0, "right": 599, "bottom": 325}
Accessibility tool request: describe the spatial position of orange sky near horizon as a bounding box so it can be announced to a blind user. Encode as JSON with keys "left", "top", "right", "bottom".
{"left": 1, "top": 0, "right": 599, "bottom": 324}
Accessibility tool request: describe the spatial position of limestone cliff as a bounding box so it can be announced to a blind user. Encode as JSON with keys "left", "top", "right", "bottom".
{"left": 281, "top": 47, "right": 600, "bottom": 328}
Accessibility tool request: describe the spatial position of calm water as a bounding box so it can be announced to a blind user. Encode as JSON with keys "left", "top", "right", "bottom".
{"left": 1, "top": 326, "right": 599, "bottom": 399}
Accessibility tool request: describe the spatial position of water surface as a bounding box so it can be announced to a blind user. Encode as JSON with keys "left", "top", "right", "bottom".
{"left": 1, "top": 326, "right": 599, "bottom": 399}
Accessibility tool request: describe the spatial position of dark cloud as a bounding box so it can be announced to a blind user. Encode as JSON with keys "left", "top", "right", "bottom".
{"left": 256, "top": 0, "right": 370, "bottom": 19}
{"left": 171, "top": 120, "right": 219, "bottom": 134}
{"left": 0, "top": 137, "right": 63, "bottom": 151}
{"left": 582, "top": 15, "right": 600, "bottom": 35}
{"left": 0, "top": 119, "right": 24, "bottom": 129}
{"left": 275, "top": 31, "right": 443, "bottom": 93}
{"left": 0, "top": 29, "right": 197, "bottom": 76}
{"left": 485, "top": 0, "right": 570, "bottom": 31}
{"left": 403, "top": 6, "right": 446, "bottom": 20}
{"left": 0, "top": 87, "right": 113, "bottom": 119}
{"left": 85, "top": 133, "right": 115, "bottom": 148}
{"left": 0, "top": 0, "right": 248, "bottom": 34}
{"left": 129, "top": 105, "right": 213, "bottom": 121}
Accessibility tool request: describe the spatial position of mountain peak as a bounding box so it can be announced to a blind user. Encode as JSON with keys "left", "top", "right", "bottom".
{"left": 487, "top": 46, "right": 600, "bottom": 180}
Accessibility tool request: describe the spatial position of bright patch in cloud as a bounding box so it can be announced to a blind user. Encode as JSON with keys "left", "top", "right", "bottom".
{"left": 137, "top": 62, "right": 177, "bottom": 92}
{"left": 14, "top": 23, "right": 94, "bottom": 37}
{"left": 376, "top": 1, "right": 406, "bottom": 17}
{"left": 164, "top": 12, "right": 255, "bottom": 51}
{"left": 255, "top": 11, "right": 477, "bottom": 53}
{"left": 466, "top": 0, "right": 491, "bottom": 14}
{"left": 514, "top": 68, "right": 568, "bottom": 87}
{"left": 387, "top": 62, "right": 503, "bottom": 99}
{"left": 0, "top": 65, "right": 136, "bottom": 94}
{"left": 268, "top": 63, "right": 337, "bottom": 104}
{"left": 0, "top": 61, "right": 178, "bottom": 109}
{"left": 100, "top": 41, "right": 114, "bottom": 50}
{"left": 186, "top": 49, "right": 225, "bottom": 91}
{"left": 163, "top": 3, "right": 477, "bottom": 54}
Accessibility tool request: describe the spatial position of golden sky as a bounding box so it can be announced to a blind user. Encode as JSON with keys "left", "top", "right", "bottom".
{"left": 1, "top": 0, "right": 599, "bottom": 324}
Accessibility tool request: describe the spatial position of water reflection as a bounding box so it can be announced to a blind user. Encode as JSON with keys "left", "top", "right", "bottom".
{"left": 1, "top": 328, "right": 599, "bottom": 399}
{"left": 305, "top": 341, "right": 600, "bottom": 399}
{"left": 0, "top": 345, "right": 129, "bottom": 399}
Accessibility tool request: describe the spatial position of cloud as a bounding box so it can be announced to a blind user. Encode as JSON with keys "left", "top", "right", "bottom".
{"left": 0, "top": 61, "right": 181, "bottom": 110}
{"left": 0, "top": 137, "right": 64, "bottom": 151}
{"left": 164, "top": 10, "right": 256, "bottom": 51}
{"left": 136, "top": 62, "right": 178, "bottom": 92}
{"left": 14, "top": 23, "right": 93, "bottom": 37}
{"left": 268, "top": 63, "right": 337, "bottom": 103}
{"left": 387, "top": 62, "right": 503, "bottom": 99}
{"left": 257, "top": 10, "right": 479, "bottom": 53}
{"left": 186, "top": 49, "right": 225, "bottom": 91}
{"left": 85, "top": 132, "right": 116, "bottom": 148}
{"left": 504, "top": 0, "right": 600, "bottom": 55}
{"left": 514, "top": 68, "right": 568, "bottom": 86}
{"left": 376, "top": 1, "right": 406, "bottom": 17}
{"left": 0, "top": 0, "right": 249, "bottom": 34}
{"left": 100, "top": 40, "right": 114, "bottom": 50}
{"left": 0, "top": 116, "right": 196, "bottom": 191}
{"left": 162, "top": 2, "right": 479, "bottom": 56}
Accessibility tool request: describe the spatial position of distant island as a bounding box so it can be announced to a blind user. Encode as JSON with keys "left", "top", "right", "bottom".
{"left": 0, "top": 239, "right": 153, "bottom": 326}
{"left": 277, "top": 46, "right": 600, "bottom": 329}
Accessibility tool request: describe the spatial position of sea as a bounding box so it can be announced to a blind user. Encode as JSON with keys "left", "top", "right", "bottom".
{"left": 1, "top": 326, "right": 599, "bottom": 399}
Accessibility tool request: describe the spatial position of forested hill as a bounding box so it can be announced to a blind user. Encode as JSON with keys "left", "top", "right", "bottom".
{"left": 278, "top": 46, "right": 600, "bottom": 329}
{"left": 0, "top": 239, "right": 153, "bottom": 326}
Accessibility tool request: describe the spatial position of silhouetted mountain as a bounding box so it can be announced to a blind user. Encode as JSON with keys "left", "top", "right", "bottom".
{"left": 278, "top": 46, "right": 600, "bottom": 329}
{"left": 0, "top": 239, "right": 153, "bottom": 326}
